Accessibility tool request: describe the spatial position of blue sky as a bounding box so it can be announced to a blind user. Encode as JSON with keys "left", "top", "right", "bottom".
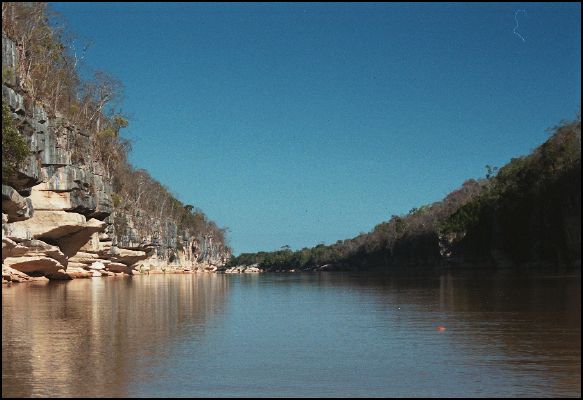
{"left": 50, "top": 2, "right": 581, "bottom": 255}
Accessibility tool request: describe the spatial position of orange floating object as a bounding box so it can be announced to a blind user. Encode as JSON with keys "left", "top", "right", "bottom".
{"left": 436, "top": 326, "right": 446, "bottom": 331}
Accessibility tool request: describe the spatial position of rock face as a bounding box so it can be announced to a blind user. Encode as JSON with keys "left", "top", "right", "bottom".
{"left": 2, "top": 185, "right": 33, "bottom": 222}
{"left": 2, "top": 35, "right": 228, "bottom": 283}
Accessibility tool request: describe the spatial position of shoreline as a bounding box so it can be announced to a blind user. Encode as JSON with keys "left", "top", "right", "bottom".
{"left": 5, "top": 262, "right": 579, "bottom": 285}
{"left": 1, "top": 265, "right": 223, "bottom": 285}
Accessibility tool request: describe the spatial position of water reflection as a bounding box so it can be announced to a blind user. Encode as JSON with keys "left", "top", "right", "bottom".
{"left": 311, "top": 269, "right": 581, "bottom": 397}
{"left": 2, "top": 269, "right": 581, "bottom": 397}
{"left": 2, "top": 275, "right": 229, "bottom": 398}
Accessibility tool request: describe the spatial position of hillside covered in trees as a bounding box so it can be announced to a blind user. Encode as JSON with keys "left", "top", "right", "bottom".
{"left": 228, "top": 116, "right": 581, "bottom": 272}
{"left": 2, "top": 2, "right": 229, "bottom": 282}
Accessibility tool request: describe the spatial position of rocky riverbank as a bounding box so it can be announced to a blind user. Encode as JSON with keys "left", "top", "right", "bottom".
{"left": 2, "top": 34, "right": 227, "bottom": 285}
{"left": 2, "top": 261, "right": 227, "bottom": 285}
{"left": 223, "top": 263, "right": 358, "bottom": 273}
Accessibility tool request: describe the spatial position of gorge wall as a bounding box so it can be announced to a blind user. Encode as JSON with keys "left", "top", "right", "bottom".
{"left": 2, "top": 35, "right": 229, "bottom": 283}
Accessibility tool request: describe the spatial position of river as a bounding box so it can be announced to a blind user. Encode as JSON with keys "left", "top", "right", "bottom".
{"left": 2, "top": 269, "right": 580, "bottom": 397}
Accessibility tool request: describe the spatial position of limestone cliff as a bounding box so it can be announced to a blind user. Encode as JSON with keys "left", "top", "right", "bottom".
{"left": 2, "top": 35, "right": 228, "bottom": 283}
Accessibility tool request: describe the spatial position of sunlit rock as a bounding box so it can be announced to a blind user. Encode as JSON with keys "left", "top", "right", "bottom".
{"left": 8, "top": 210, "right": 89, "bottom": 239}
{"left": 89, "top": 261, "right": 106, "bottom": 270}
{"left": 2, "top": 237, "right": 28, "bottom": 260}
{"left": 3, "top": 256, "right": 63, "bottom": 276}
{"left": 110, "top": 247, "right": 148, "bottom": 266}
{"left": 105, "top": 262, "right": 133, "bottom": 274}
{"left": 2, "top": 265, "right": 34, "bottom": 283}
{"left": 29, "top": 186, "right": 72, "bottom": 211}
{"left": 16, "top": 239, "right": 68, "bottom": 267}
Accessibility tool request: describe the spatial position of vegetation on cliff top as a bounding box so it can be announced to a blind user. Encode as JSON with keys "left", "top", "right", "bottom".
{"left": 2, "top": 2, "right": 230, "bottom": 255}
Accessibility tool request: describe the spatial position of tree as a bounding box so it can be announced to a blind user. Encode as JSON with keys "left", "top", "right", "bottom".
{"left": 2, "top": 103, "right": 30, "bottom": 179}
{"left": 485, "top": 164, "right": 498, "bottom": 180}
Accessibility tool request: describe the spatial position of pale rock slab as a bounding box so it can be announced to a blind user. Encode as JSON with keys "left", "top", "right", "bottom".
{"left": 3, "top": 256, "right": 64, "bottom": 276}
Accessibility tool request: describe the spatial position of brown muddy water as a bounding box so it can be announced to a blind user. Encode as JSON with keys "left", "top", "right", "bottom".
{"left": 2, "top": 269, "right": 581, "bottom": 397}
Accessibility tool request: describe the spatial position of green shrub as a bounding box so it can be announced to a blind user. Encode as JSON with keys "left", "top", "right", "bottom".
{"left": 2, "top": 102, "right": 31, "bottom": 179}
{"left": 111, "top": 192, "right": 122, "bottom": 208}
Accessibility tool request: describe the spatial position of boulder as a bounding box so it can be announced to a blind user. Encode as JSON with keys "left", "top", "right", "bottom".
{"left": 17, "top": 239, "right": 68, "bottom": 267}
{"left": 2, "top": 265, "right": 33, "bottom": 283}
{"left": 68, "top": 251, "right": 99, "bottom": 265}
{"left": 105, "top": 262, "right": 134, "bottom": 274}
{"left": 8, "top": 210, "right": 88, "bottom": 239}
{"left": 2, "top": 185, "right": 34, "bottom": 222}
{"left": 8, "top": 211, "right": 106, "bottom": 257}
{"left": 67, "top": 261, "right": 88, "bottom": 269}
{"left": 110, "top": 247, "right": 148, "bottom": 266}
{"left": 62, "top": 266, "right": 91, "bottom": 279}
{"left": 89, "top": 261, "right": 106, "bottom": 270}
{"left": 47, "top": 268, "right": 92, "bottom": 281}
{"left": 45, "top": 269, "right": 73, "bottom": 280}
{"left": 2, "top": 237, "right": 28, "bottom": 260}
{"left": 3, "top": 256, "right": 64, "bottom": 276}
